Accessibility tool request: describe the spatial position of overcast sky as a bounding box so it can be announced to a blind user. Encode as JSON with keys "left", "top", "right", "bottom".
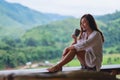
{"left": 6, "top": 0, "right": 120, "bottom": 17}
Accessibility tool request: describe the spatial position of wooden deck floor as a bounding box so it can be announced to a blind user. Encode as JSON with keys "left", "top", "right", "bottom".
{"left": 0, "top": 64, "right": 120, "bottom": 80}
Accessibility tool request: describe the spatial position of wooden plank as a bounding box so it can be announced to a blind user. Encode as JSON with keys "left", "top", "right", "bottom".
{"left": 0, "top": 65, "right": 119, "bottom": 80}
{"left": 5, "top": 70, "right": 117, "bottom": 80}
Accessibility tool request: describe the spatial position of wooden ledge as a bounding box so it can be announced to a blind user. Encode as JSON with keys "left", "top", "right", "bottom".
{"left": 0, "top": 65, "right": 120, "bottom": 80}
{"left": 0, "top": 70, "right": 117, "bottom": 80}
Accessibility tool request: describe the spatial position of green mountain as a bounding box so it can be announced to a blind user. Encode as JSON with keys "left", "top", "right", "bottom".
{"left": 0, "top": 11, "right": 120, "bottom": 69}
{"left": 95, "top": 11, "right": 120, "bottom": 53}
{"left": 0, "top": 0, "right": 71, "bottom": 37}
{"left": 23, "top": 11, "right": 120, "bottom": 54}
{"left": 0, "top": 0, "right": 120, "bottom": 69}
{"left": 96, "top": 11, "right": 120, "bottom": 22}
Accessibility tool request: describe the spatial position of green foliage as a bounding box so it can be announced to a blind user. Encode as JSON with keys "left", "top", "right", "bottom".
{"left": 0, "top": 11, "right": 120, "bottom": 69}
{"left": 0, "top": 0, "right": 70, "bottom": 37}
{"left": 96, "top": 11, "right": 120, "bottom": 53}
{"left": 64, "top": 54, "right": 120, "bottom": 67}
{"left": 102, "top": 54, "right": 120, "bottom": 65}
{"left": 0, "top": 0, "right": 120, "bottom": 69}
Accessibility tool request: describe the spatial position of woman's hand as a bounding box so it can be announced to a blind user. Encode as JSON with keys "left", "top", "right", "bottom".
{"left": 72, "top": 34, "right": 77, "bottom": 39}
{"left": 71, "top": 34, "right": 77, "bottom": 45}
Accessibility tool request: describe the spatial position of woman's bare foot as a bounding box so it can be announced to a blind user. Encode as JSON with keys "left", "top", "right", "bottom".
{"left": 47, "top": 65, "right": 62, "bottom": 72}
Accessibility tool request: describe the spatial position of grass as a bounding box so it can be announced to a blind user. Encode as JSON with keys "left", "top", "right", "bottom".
{"left": 65, "top": 58, "right": 80, "bottom": 67}
{"left": 17, "top": 53, "right": 120, "bottom": 70}
{"left": 102, "top": 53, "right": 120, "bottom": 65}
{"left": 53, "top": 53, "right": 120, "bottom": 67}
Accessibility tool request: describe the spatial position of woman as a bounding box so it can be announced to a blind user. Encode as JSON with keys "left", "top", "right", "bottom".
{"left": 47, "top": 14, "right": 104, "bottom": 72}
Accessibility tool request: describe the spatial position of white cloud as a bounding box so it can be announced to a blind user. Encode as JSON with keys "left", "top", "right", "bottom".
{"left": 6, "top": 0, "right": 120, "bottom": 17}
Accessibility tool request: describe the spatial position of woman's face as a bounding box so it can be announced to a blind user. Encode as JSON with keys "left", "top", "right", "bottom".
{"left": 80, "top": 18, "right": 90, "bottom": 32}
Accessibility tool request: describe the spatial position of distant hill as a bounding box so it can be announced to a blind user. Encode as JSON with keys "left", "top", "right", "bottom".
{"left": 96, "top": 11, "right": 120, "bottom": 22}
{"left": 23, "top": 11, "right": 120, "bottom": 54}
{"left": 95, "top": 11, "right": 120, "bottom": 53}
{"left": 0, "top": 0, "right": 120, "bottom": 69}
{"left": 0, "top": 0, "right": 71, "bottom": 37}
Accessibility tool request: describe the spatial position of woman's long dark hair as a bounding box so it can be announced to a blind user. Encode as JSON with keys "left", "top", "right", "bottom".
{"left": 79, "top": 14, "right": 104, "bottom": 42}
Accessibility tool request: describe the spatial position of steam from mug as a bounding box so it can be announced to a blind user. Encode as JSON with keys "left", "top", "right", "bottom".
{"left": 74, "top": 28, "right": 80, "bottom": 37}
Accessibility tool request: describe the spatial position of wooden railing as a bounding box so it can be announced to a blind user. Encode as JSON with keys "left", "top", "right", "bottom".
{"left": 0, "top": 65, "right": 120, "bottom": 80}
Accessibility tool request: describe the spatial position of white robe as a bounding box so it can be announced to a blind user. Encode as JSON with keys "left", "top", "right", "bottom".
{"left": 73, "top": 30, "right": 103, "bottom": 71}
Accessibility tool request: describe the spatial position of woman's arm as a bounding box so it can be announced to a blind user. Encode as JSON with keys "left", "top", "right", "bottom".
{"left": 73, "top": 31, "right": 102, "bottom": 51}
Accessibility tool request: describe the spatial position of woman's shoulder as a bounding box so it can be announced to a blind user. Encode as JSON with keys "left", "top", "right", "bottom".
{"left": 89, "top": 30, "right": 101, "bottom": 38}
{"left": 92, "top": 30, "right": 100, "bottom": 35}
{"left": 92, "top": 30, "right": 103, "bottom": 40}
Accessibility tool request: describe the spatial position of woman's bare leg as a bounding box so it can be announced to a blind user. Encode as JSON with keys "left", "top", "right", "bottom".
{"left": 61, "top": 47, "right": 70, "bottom": 60}
{"left": 76, "top": 50, "right": 86, "bottom": 66}
{"left": 47, "top": 49, "right": 76, "bottom": 72}
{"left": 62, "top": 49, "right": 86, "bottom": 66}
{"left": 59, "top": 49, "right": 76, "bottom": 66}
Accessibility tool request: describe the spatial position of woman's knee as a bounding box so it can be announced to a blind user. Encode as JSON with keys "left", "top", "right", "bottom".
{"left": 70, "top": 48, "right": 77, "bottom": 54}
{"left": 62, "top": 47, "right": 70, "bottom": 56}
{"left": 63, "top": 47, "right": 77, "bottom": 56}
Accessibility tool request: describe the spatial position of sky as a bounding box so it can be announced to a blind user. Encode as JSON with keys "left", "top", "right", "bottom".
{"left": 6, "top": 0, "right": 120, "bottom": 17}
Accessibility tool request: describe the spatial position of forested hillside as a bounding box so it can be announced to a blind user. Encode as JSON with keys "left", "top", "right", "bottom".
{"left": 0, "top": 11, "right": 120, "bottom": 69}
{"left": 96, "top": 11, "right": 120, "bottom": 53}
{"left": 0, "top": 0, "right": 120, "bottom": 69}
{"left": 0, "top": 0, "right": 70, "bottom": 37}
{"left": 0, "top": 18, "right": 79, "bottom": 69}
